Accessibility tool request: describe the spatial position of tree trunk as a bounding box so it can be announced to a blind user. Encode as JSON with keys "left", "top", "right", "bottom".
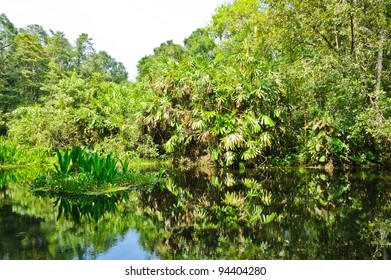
{"left": 371, "top": 31, "right": 386, "bottom": 123}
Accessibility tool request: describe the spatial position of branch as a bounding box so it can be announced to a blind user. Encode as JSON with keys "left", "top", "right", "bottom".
{"left": 349, "top": 13, "right": 355, "bottom": 56}
{"left": 312, "top": 27, "right": 338, "bottom": 54}
{"left": 0, "top": 44, "right": 10, "bottom": 51}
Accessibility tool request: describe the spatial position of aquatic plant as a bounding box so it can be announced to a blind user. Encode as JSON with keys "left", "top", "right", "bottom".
{"left": 120, "top": 157, "right": 130, "bottom": 174}
{"left": 54, "top": 147, "right": 119, "bottom": 182}
{"left": 54, "top": 148, "right": 71, "bottom": 174}
{"left": 33, "top": 146, "right": 161, "bottom": 193}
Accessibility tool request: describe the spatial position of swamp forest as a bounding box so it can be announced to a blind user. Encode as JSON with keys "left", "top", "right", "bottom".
{"left": 0, "top": 0, "right": 390, "bottom": 260}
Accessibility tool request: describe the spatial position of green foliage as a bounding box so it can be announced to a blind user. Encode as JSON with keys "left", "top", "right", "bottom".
{"left": 299, "top": 117, "right": 349, "bottom": 165}
{"left": 2, "top": 0, "right": 391, "bottom": 167}
{"left": 6, "top": 74, "right": 158, "bottom": 158}
{"left": 54, "top": 148, "right": 71, "bottom": 174}
{"left": 53, "top": 146, "right": 119, "bottom": 183}
{"left": 135, "top": 0, "right": 391, "bottom": 167}
{"left": 0, "top": 136, "right": 49, "bottom": 167}
{"left": 137, "top": 6, "right": 281, "bottom": 167}
{"left": 184, "top": 28, "right": 216, "bottom": 59}
{"left": 120, "top": 157, "right": 130, "bottom": 174}
{"left": 0, "top": 140, "right": 17, "bottom": 165}
{"left": 33, "top": 146, "right": 161, "bottom": 193}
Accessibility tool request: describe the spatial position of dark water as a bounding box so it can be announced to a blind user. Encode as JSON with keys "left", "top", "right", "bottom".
{"left": 0, "top": 167, "right": 390, "bottom": 260}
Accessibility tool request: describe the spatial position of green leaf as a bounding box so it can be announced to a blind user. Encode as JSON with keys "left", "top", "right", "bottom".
{"left": 260, "top": 115, "right": 275, "bottom": 127}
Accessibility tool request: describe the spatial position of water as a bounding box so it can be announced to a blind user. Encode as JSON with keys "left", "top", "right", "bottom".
{"left": 0, "top": 167, "right": 390, "bottom": 260}
{"left": 95, "top": 231, "right": 157, "bottom": 260}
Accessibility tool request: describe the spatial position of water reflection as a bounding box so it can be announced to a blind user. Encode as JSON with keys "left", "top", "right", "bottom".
{"left": 95, "top": 230, "right": 158, "bottom": 260}
{"left": 0, "top": 168, "right": 155, "bottom": 260}
{"left": 0, "top": 167, "right": 390, "bottom": 260}
{"left": 135, "top": 167, "right": 391, "bottom": 260}
{"left": 33, "top": 191, "right": 128, "bottom": 223}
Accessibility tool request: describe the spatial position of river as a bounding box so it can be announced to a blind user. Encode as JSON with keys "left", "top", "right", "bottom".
{"left": 1, "top": 166, "right": 390, "bottom": 259}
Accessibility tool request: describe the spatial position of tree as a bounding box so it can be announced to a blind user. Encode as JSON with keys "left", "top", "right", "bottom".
{"left": 264, "top": 0, "right": 391, "bottom": 164}
{"left": 136, "top": 0, "right": 390, "bottom": 166}
{"left": 137, "top": 40, "right": 184, "bottom": 81}
{"left": 9, "top": 32, "right": 48, "bottom": 103}
{"left": 184, "top": 28, "right": 216, "bottom": 59}
{"left": 44, "top": 31, "right": 73, "bottom": 93}
{"left": 85, "top": 51, "right": 128, "bottom": 83}
{"left": 21, "top": 24, "right": 48, "bottom": 45}
{"left": 137, "top": 0, "right": 280, "bottom": 166}
{"left": 0, "top": 14, "right": 19, "bottom": 113}
{"left": 74, "top": 33, "right": 95, "bottom": 75}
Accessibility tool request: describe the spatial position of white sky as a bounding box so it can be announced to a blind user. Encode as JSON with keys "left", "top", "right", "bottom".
{"left": 2, "top": 0, "right": 228, "bottom": 79}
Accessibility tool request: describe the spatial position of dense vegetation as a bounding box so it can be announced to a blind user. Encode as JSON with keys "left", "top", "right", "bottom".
{"left": 1, "top": 0, "right": 390, "bottom": 168}
{"left": 31, "top": 146, "right": 163, "bottom": 194}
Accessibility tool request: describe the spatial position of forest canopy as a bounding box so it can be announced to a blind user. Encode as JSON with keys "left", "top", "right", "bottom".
{"left": 1, "top": 0, "right": 390, "bottom": 167}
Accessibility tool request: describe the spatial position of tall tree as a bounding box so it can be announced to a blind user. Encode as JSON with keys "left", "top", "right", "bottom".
{"left": 74, "top": 33, "right": 95, "bottom": 75}
{"left": 0, "top": 14, "right": 18, "bottom": 113}
{"left": 85, "top": 51, "right": 128, "bottom": 83}
{"left": 264, "top": 0, "right": 391, "bottom": 163}
{"left": 9, "top": 32, "right": 48, "bottom": 104}
{"left": 44, "top": 31, "right": 73, "bottom": 93}
{"left": 184, "top": 28, "right": 216, "bottom": 59}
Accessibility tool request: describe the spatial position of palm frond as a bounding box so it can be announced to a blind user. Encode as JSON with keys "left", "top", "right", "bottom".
{"left": 245, "top": 115, "right": 261, "bottom": 133}
{"left": 242, "top": 147, "right": 261, "bottom": 160}
{"left": 260, "top": 131, "right": 272, "bottom": 147}
{"left": 221, "top": 133, "right": 245, "bottom": 150}
{"left": 260, "top": 115, "right": 275, "bottom": 127}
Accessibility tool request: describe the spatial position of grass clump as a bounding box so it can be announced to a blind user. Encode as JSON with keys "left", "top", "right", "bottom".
{"left": 32, "top": 146, "right": 162, "bottom": 194}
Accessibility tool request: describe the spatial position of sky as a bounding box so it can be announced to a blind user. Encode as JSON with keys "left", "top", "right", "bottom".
{"left": 2, "top": 0, "right": 228, "bottom": 79}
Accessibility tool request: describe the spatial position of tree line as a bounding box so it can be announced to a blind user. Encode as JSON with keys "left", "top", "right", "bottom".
{"left": 1, "top": 0, "right": 390, "bottom": 167}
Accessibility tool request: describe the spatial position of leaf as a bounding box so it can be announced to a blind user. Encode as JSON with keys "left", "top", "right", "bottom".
{"left": 245, "top": 115, "right": 261, "bottom": 133}
{"left": 261, "top": 212, "right": 277, "bottom": 224}
{"left": 191, "top": 119, "right": 205, "bottom": 130}
{"left": 241, "top": 147, "right": 260, "bottom": 160}
{"left": 165, "top": 135, "right": 179, "bottom": 153}
{"left": 221, "top": 133, "right": 244, "bottom": 150}
{"left": 224, "top": 151, "right": 237, "bottom": 166}
{"left": 319, "top": 155, "right": 326, "bottom": 163}
{"left": 260, "top": 115, "right": 275, "bottom": 127}
{"left": 260, "top": 132, "right": 272, "bottom": 147}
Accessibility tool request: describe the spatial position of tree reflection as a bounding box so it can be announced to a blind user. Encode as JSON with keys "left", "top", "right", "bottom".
{"left": 1, "top": 167, "right": 390, "bottom": 260}
{"left": 135, "top": 167, "right": 391, "bottom": 259}
{"left": 0, "top": 168, "right": 153, "bottom": 259}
